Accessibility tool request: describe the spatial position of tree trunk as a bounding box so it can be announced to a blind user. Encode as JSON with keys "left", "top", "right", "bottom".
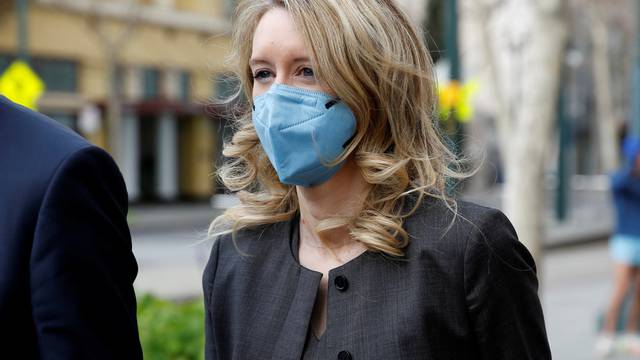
{"left": 470, "top": 0, "right": 567, "bottom": 261}
{"left": 503, "top": 2, "right": 566, "bottom": 261}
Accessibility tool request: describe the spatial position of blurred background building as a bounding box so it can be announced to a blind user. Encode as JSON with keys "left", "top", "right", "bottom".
{"left": 0, "top": 0, "right": 236, "bottom": 203}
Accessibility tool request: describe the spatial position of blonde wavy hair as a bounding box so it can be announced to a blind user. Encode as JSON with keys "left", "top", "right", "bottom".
{"left": 209, "top": 0, "right": 466, "bottom": 257}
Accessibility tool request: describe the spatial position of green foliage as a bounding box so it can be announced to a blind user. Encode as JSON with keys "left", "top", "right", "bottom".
{"left": 137, "top": 294, "right": 205, "bottom": 360}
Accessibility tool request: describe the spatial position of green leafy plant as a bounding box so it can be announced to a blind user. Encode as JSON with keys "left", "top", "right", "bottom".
{"left": 137, "top": 294, "right": 205, "bottom": 360}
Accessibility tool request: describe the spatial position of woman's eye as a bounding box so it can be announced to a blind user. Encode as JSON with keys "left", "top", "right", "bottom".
{"left": 301, "top": 67, "right": 315, "bottom": 77}
{"left": 253, "top": 70, "right": 272, "bottom": 80}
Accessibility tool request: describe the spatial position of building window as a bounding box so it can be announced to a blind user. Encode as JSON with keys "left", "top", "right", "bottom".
{"left": 142, "top": 67, "right": 160, "bottom": 99}
{"left": 179, "top": 71, "right": 190, "bottom": 102}
{"left": 32, "top": 58, "right": 77, "bottom": 93}
{"left": 0, "top": 54, "right": 11, "bottom": 73}
{"left": 0, "top": 55, "right": 77, "bottom": 93}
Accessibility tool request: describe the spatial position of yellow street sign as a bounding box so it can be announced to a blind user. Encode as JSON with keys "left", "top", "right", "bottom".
{"left": 0, "top": 60, "right": 45, "bottom": 110}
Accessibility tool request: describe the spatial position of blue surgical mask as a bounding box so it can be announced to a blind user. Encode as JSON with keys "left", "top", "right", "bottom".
{"left": 252, "top": 84, "right": 357, "bottom": 187}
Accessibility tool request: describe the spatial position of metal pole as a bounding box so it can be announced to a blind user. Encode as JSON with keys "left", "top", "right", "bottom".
{"left": 446, "top": 0, "right": 460, "bottom": 81}
{"left": 15, "top": 0, "right": 29, "bottom": 63}
{"left": 443, "top": 0, "right": 463, "bottom": 194}
{"left": 444, "top": 0, "right": 464, "bottom": 155}
{"left": 555, "top": 65, "right": 569, "bottom": 222}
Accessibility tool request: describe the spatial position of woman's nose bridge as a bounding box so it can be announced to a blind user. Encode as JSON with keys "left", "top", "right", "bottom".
{"left": 273, "top": 68, "right": 291, "bottom": 86}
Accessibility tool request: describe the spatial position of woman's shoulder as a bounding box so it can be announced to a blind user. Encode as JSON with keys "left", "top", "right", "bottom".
{"left": 404, "top": 196, "right": 524, "bottom": 264}
{"left": 207, "top": 219, "right": 294, "bottom": 269}
{"left": 405, "top": 196, "right": 514, "bottom": 238}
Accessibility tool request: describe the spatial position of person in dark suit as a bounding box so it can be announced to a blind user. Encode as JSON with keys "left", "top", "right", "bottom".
{"left": 0, "top": 96, "right": 142, "bottom": 359}
{"left": 203, "top": 1, "right": 551, "bottom": 359}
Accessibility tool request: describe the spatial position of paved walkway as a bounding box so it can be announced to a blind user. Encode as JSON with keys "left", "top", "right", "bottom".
{"left": 132, "top": 230, "right": 212, "bottom": 300}
{"left": 543, "top": 241, "right": 639, "bottom": 360}
{"left": 128, "top": 203, "right": 220, "bottom": 235}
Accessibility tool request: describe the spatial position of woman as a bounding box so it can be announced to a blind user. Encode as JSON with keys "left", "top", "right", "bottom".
{"left": 203, "top": 1, "right": 550, "bottom": 359}
{"left": 596, "top": 137, "right": 640, "bottom": 358}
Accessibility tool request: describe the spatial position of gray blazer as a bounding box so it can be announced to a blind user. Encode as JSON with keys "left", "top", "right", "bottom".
{"left": 203, "top": 197, "right": 551, "bottom": 359}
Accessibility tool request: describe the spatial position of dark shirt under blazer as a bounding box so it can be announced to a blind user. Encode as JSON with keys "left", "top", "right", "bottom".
{"left": 203, "top": 197, "right": 551, "bottom": 360}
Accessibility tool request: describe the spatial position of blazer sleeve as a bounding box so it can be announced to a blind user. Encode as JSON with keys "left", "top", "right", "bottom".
{"left": 30, "top": 146, "right": 142, "bottom": 359}
{"left": 203, "top": 236, "right": 221, "bottom": 360}
{"left": 463, "top": 209, "right": 551, "bottom": 360}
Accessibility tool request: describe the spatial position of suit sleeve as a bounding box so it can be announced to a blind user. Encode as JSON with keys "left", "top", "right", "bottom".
{"left": 464, "top": 209, "right": 551, "bottom": 360}
{"left": 30, "top": 146, "right": 142, "bottom": 359}
{"left": 203, "top": 237, "right": 221, "bottom": 360}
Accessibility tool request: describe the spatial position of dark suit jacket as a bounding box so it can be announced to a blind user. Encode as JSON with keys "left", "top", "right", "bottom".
{"left": 0, "top": 96, "right": 142, "bottom": 359}
{"left": 203, "top": 197, "right": 551, "bottom": 360}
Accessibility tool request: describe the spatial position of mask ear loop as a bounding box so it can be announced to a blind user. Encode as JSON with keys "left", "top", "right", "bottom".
{"left": 328, "top": 98, "right": 356, "bottom": 149}
{"left": 325, "top": 99, "right": 338, "bottom": 109}
{"left": 342, "top": 133, "right": 356, "bottom": 148}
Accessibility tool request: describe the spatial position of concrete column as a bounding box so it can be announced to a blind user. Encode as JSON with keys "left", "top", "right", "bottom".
{"left": 156, "top": 112, "right": 178, "bottom": 200}
{"left": 179, "top": 116, "right": 215, "bottom": 198}
{"left": 164, "top": 68, "right": 181, "bottom": 100}
{"left": 125, "top": 66, "right": 143, "bottom": 102}
{"left": 122, "top": 111, "right": 140, "bottom": 201}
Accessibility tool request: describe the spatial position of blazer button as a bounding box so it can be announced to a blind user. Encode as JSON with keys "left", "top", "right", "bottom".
{"left": 334, "top": 275, "right": 349, "bottom": 292}
{"left": 338, "top": 350, "right": 352, "bottom": 360}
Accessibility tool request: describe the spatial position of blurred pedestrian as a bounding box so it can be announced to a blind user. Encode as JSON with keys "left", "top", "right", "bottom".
{"left": 596, "top": 137, "right": 640, "bottom": 358}
{"left": 203, "top": 1, "right": 551, "bottom": 359}
{"left": 0, "top": 96, "right": 142, "bottom": 359}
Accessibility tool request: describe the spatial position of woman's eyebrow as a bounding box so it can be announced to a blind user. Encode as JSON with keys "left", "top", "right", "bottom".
{"left": 291, "top": 57, "right": 312, "bottom": 64}
{"left": 249, "top": 58, "right": 272, "bottom": 67}
{"left": 249, "top": 57, "right": 312, "bottom": 68}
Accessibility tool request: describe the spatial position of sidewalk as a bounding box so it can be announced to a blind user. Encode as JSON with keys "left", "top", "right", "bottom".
{"left": 542, "top": 241, "right": 632, "bottom": 360}
{"left": 128, "top": 202, "right": 221, "bottom": 235}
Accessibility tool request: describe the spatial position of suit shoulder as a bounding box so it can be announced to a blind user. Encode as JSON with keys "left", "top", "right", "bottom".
{"left": 454, "top": 200, "right": 512, "bottom": 230}
{"left": 37, "top": 145, "right": 129, "bottom": 222}
{"left": 428, "top": 199, "right": 528, "bottom": 272}
{"left": 404, "top": 197, "right": 515, "bottom": 253}
{"left": 55, "top": 145, "right": 121, "bottom": 176}
{"left": 0, "top": 98, "right": 110, "bottom": 216}
{"left": 0, "top": 96, "right": 89, "bottom": 163}
{"left": 47, "top": 145, "right": 125, "bottom": 197}
{"left": 407, "top": 196, "right": 507, "bottom": 231}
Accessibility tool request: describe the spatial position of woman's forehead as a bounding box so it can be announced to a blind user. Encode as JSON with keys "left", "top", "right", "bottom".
{"left": 251, "top": 8, "right": 309, "bottom": 61}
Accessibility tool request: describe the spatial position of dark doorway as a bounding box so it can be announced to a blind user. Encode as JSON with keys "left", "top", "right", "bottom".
{"left": 139, "top": 116, "right": 158, "bottom": 201}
